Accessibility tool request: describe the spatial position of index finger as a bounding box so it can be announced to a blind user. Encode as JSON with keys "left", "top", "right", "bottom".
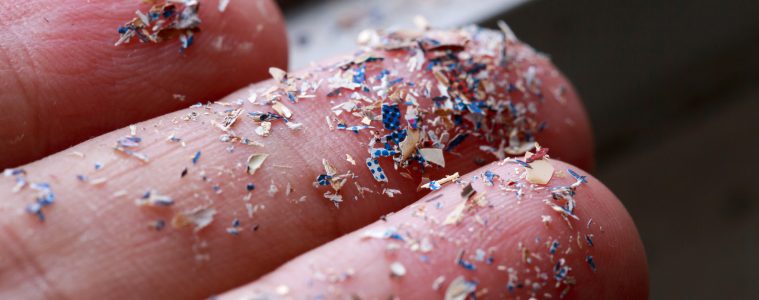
{"left": 0, "top": 0, "right": 287, "bottom": 167}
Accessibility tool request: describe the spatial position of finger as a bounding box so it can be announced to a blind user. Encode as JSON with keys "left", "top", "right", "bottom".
{"left": 0, "top": 0, "right": 288, "bottom": 168}
{"left": 218, "top": 160, "right": 648, "bottom": 299}
{"left": 0, "top": 26, "right": 592, "bottom": 299}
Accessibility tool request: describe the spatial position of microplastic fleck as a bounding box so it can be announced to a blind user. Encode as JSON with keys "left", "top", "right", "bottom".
{"left": 445, "top": 276, "right": 477, "bottom": 300}
{"left": 389, "top": 261, "right": 407, "bottom": 277}
{"left": 246, "top": 153, "right": 269, "bottom": 175}
{"left": 171, "top": 207, "right": 216, "bottom": 232}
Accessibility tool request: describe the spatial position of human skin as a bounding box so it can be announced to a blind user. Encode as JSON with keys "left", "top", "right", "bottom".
{"left": 0, "top": 1, "right": 646, "bottom": 299}
{"left": 220, "top": 160, "right": 648, "bottom": 299}
{"left": 0, "top": 0, "right": 288, "bottom": 167}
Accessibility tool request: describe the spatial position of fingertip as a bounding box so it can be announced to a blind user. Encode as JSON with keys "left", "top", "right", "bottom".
{"left": 0, "top": 0, "right": 289, "bottom": 167}
{"left": 217, "top": 158, "right": 647, "bottom": 299}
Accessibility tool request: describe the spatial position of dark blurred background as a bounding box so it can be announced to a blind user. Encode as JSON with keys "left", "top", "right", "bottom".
{"left": 278, "top": 0, "right": 759, "bottom": 298}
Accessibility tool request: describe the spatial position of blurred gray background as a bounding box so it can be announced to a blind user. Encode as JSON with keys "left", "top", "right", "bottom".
{"left": 278, "top": 0, "right": 759, "bottom": 298}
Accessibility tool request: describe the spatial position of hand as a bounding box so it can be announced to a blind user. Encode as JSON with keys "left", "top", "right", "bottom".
{"left": 0, "top": 1, "right": 647, "bottom": 299}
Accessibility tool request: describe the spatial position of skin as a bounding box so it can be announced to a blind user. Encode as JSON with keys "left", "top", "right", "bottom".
{"left": 0, "top": 1, "right": 646, "bottom": 299}
{"left": 0, "top": 0, "right": 288, "bottom": 167}
{"left": 220, "top": 160, "right": 648, "bottom": 299}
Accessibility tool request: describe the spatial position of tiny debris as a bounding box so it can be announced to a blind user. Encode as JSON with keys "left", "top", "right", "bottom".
{"left": 366, "top": 157, "right": 388, "bottom": 182}
{"left": 114, "top": 136, "right": 149, "bottom": 162}
{"left": 226, "top": 218, "right": 242, "bottom": 235}
{"left": 115, "top": 0, "right": 201, "bottom": 51}
{"left": 541, "top": 215, "right": 552, "bottom": 226}
{"left": 218, "top": 0, "right": 231, "bottom": 12}
{"left": 460, "top": 183, "right": 476, "bottom": 199}
{"left": 549, "top": 240, "right": 560, "bottom": 255}
{"left": 443, "top": 202, "right": 467, "bottom": 225}
{"left": 135, "top": 190, "right": 174, "bottom": 207}
{"left": 422, "top": 172, "right": 460, "bottom": 190}
{"left": 568, "top": 169, "right": 588, "bottom": 184}
{"left": 346, "top": 154, "right": 356, "bottom": 165}
{"left": 268, "top": 180, "right": 279, "bottom": 197}
{"left": 148, "top": 219, "right": 166, "bottom": 231}
{"left": 271, "top": 101, "right": 293, "bottom": 119}
{"left": 586, "top": 255, "right": 597, "bottom": 272}
{"left": 275, "top": 284, "right": 290, "bottom": 296}
{"left": 192, "top": 151, "right": 201, "bottom": 165}
{"left": 526, "top": 146, "right": 549, "bottom": 163}
{"left": 255, "top": 121, "right": 272, "bottom": 136}
{"left": 172, "top": 207, "right": 216, "bottom": 232}
{"left": 432, "top": 276, "right": 446, "bottom": 290}
{"left": 445, "top": 276, "right": 477, "bottom": 300}
{"left": 525, "top": 157, "right": 554, "bottom": 184}
{"left": 456, "top": 250, "right": 476, "bottom": 270}
{"left": 246, "top": 153, "right": 269, "bottom": 175}
{"left": 25, "top": 182, "right": 55, "bottom": 222}
{"left": 419, "top": 148, "right": 445, "bottom": 167}
{"left": 389, "top": 261, "right": 407, "bottom": 277}
{"left": 383, "top": 188, "right": 402, "bottom": 198}
{"left": 269, "top": 67, "right": 288, "bottom": 82}
{"left": 585, "top": 234, "right": 594, "bottom": 247}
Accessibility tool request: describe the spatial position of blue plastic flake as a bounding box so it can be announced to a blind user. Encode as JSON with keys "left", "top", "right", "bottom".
{"left": 226, "top": 218, "right": 242, "bottom": 235}
{"left": 76, "top": 174, "right": 87, "bottom": 181}
{"left": 30, "top": 183, "right": 55, "bottom": 206}
{"left": 375, "top": 69, "right": 390, "bottom": 80}
{"left": 585, "top": 234, "right": 594, "bottom": 247}
{"left": 353, "top": 64, "right": 366, "bottom": 84}
{"left": 467, "top": 103, "right": 484, "bottom": 115}
{"left": 24, "top": 182, "right": 55, "bottom": 222}
{"left": 568, "top": 169, "right": 588, "bottom": 184}
{"left": 586, "top": 255, "right": 597, "bottom": 272}
{"left": 26, "top": 202, "right": 44, "bottom": 222}
{"left": 458, "top": 257, "right": 476, "bottom": 270}
{"left": 366, "top": 157, "right": 388, "bottom": 182}
{"left": 140, "top": 190, "right": 174, "bottom": 206}
{"left": 117, "top": 136, "right": 142, "bottom": 148}
{"left": 484, "top": 170, "right": 496, "bottom": 185}
{"left": 151, "top": 220, "right": 166, "bottom": 231}
{"left": 554, "top": 265, "right": 569, "bottom": 280}
{"left": 179, "top": 32, "right": 194, "bottom": 50}
{"left": 429, "top": 181, "right": 441, "bottom": 191}
{"left": 515, "top": 159, "right": 532, "bottom": 169}
{"left": 316, "top": 174, "right": 332, "bottom": 186}
{"left": 370, "top": 148, "right": 398, "bottom": 158}
{"left": 384, "top": 129, "right": 407, "bottom": 145}
{"left": 336, "top": 123, "right": 373, "bottom": 133}
{"left": 246, "top": 183, "right": 255, "bottom": 191}
{"left": 381, "top": 104, "right": 401, "bottom": 130}
{"left": 385, "top": 232, "right": 403, "bottom": 241}
{"left": 388, "top": 77, "right": 403, "bottom": 86}
{"left": 192, "top": 151, "right": 201, "bottom": 165}
{"left": 549, "top": 240, "right": 560, "bottom": 255}
{"left": 3, "top": 168, "right": 25, "bottom": 176}
{"left": 94, "top": 162, "right": 103, "bottom": 170}
{"left": 445, "top": 133, "right": 469, "bottom": 152}
{"left": 248, "top": 111, "right": 285, "bottom": 122}
{"left": 537, "top": 121, "right": 548, "bottom": 132}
